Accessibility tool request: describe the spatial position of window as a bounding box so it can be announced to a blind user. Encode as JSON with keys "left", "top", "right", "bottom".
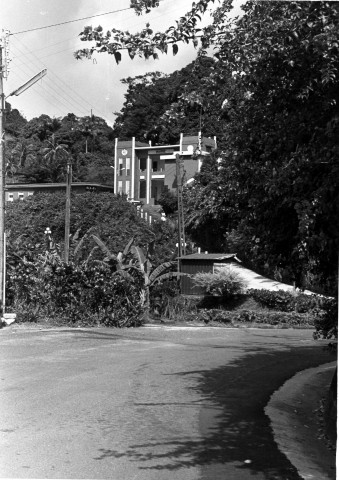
{"left": 139, "top": 180, "right": 146, "bottom": 198}
{"left": 18, "top": 192, "right": 24, "bottom": 201}
{"left": 140, "top": 158, "right": 146, "bottom": 171}
{"left": 119, "top": 158, "right": 124, "bottom": 176}
{"left": 8, "top": 193, "right": 14, "bottom": 202}
{"left": 118, "top": 181, "right": 123, "bottom": 194}
{"left": 152, "top": 161, "right": 158, "bottom": 172}
{"left": 126, "top": 158, "right": 131, "bottom": 176}
{"left": 125, "top": 180, "right": 131, "bottom": 197}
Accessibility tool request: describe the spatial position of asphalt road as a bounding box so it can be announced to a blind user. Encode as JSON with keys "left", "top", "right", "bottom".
{"left": 0, "top": 325, "right": 334, "bottom": 479}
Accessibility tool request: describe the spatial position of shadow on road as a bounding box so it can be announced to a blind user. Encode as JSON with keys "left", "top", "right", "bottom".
{"left": 92, "top": 343, "right": 333, "bottom": 479}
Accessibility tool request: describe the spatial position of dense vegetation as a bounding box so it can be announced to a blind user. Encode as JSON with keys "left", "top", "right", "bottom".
{"left": 5, "top": 192, "right": 180, "bottom": 326}
{"left": 6, "top": 191, "right": 177, "bottom": 268}
{"left": 112, "top": 57, "right": 222, "bottom": 144}
{"left": 76, "top": 1, "right": 338, "bottom": 295}
{"left": 2, "top": 1, "right": 337, "bottom": 337}
{"left": 5, "top": 106, "right": 115, "bottom": 185}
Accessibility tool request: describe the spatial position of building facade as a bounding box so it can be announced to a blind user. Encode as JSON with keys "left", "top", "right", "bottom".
{"left": 5, "top": 183, "right": 115, "bottom": 202}
{"left": 114, "top": 133, "right": 216, "bottom": 205}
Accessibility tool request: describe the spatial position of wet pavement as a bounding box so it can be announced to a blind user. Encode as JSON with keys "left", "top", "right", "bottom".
{"left": 0, "top": 325, "right": 335, "bottom": 479}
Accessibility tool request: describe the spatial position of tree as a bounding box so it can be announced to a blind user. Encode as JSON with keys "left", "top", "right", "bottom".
{"left": 183, "top": 2, "right": 339, "bottom": 293}
{"left": 112, "top": 57, "right": 221, "bottom": 144}
{"left": 5, "top": 102, "right": 27, "bottom": 136}
{"left": 39, "top": 134, "right": 70, "bottom": 183}
{"left": 7, "top": 113, "right": 115, "bottom": 184}
{"left": 75, "top": 1, "right": 339, "bottom": 293}
{"left": 74, "top": 0, "right": 223, "bottom": 63}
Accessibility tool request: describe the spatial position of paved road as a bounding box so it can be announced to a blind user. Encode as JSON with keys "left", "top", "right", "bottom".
{"left": 0, "top": 325, "right": 334, "bottom": 479}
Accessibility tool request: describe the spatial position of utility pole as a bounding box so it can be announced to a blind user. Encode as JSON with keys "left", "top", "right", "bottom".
{"left": 0, "top": 29, "right": 46, "bottom": 313}
{"left": 176, "top": 153, "right": 186, "bottom": 272}
{"left": 64, "top": 157, "right": 72, "bottom": 264}
{"left": 0, "top": 32, "right": 9, "bottom": 313}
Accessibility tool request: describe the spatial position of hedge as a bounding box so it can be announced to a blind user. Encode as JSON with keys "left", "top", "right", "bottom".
{"left": 189, "top": 308, "right": 316, "bottom": 327}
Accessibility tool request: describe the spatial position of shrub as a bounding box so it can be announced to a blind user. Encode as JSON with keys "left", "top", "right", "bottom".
{"left": 247, "top": 289, "right": 296, "bottom": 311}
{"left": 7, "top": 255, "right": 144, "bottom": 327}
{"left": 150, "top": 279, "right": 180, "bottom": 317}
{"left": 248, "top": 289, "right": 325, "bottom": 313}
{"left": 193, "top": 268, "right": 248, "bottom": 298}
{"left": 247, "top": 289, "right": 338, "bottom": 338}
{"left": 313, "top": 296, "right": 338, "bottom": 340}
{"left": 197, "top": 308, "right": 315, "bottom": 327}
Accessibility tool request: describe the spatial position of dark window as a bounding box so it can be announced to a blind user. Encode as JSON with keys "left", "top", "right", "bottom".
{"left": 140, "top": 158, "right": 147, "bottom": 171}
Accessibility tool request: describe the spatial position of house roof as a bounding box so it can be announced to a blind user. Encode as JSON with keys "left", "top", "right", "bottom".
{"left": 180, "top": 253, "right": 240, "bottom": 261}
{"left": 5, "top": 182, "right": 114, "bottom": 190}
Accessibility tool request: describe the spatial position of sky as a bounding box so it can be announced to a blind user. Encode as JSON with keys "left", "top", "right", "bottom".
{"left": 0, "top": 0, "right": 244, "bottom": 127}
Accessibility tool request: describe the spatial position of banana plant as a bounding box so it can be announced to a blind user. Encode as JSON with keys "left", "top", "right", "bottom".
{"left": 91, "top": 235, "right": 188, "bottom": 317}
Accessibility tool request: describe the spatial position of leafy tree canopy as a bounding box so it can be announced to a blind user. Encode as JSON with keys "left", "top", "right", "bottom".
{"left": 5, "top": 111, "right": 116, "bottom": 185}
{"left": 112, "top": 56, "right": 221, "bottom": 144}
{"left": 83, "top": 1, "right": 338, "bottom": 292}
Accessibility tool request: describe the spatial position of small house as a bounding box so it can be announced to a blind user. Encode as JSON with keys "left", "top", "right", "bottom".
{"left": 180, "top": 253, "right": 241, "bottom": 295}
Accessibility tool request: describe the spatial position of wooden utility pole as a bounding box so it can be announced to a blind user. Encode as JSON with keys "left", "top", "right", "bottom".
{"left": 176, "top": 154, "right": 186, "bottom": 272}
{"left": 64, "top": 158, "right": 72, "bottom": 263}
{"left": 0, "top": 44, "right": 5, "bottom": 312}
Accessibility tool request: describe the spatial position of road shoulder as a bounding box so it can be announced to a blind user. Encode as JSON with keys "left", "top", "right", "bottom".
{"left": 265, "top": 361, "right": 336, "bottom": 480}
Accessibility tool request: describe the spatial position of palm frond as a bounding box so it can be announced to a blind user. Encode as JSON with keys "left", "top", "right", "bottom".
{"left": 149, "top": 261, "right": 177, "bottom": 284}
{"left": 122, "top": 236, "right": 135, "bottom": 258}
{"left": 72, "top": 228, "right": 81, "bottom": 243}
{"left": 91, "top": 234, "right": 117, "bottom": 261}
{"left": 74, "top": 228, "right": 94, "bottom": 258}
{"left": 130, "top": 245, "right": 146, "bottom": 270}
{"left": 83, "top": 246, "right": 98, "bottom": 266}
{"left": 152, "top": 271, "right": 189, "bottom": 284}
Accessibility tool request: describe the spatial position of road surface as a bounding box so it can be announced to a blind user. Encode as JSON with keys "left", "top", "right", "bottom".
{"left": 0, "top": 325, "right": 335, "bottom": 479}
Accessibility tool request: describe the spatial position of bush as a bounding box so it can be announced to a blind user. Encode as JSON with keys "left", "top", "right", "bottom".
{"left": 7, "top": 255, "right": 144, "bottom": 327}
{"left": 196, "top": 308, "right": 315, "bottom": 327}
{"left": 150, "top": 279, "right": 180, "bottom": 317}
{"left": 193, "top": 268, "right": 248, "bottom": 298}
{"left": 247, "top": 289, "right": 337, "bottom": 338}
{"left": 313, "top": 296, "right": 338, "bottom": 340}
{"left": 247, "top": 289, "right": 296, "bottom": 311}
{"left": 248, "top": 289, "right": 327, "bottom": 313}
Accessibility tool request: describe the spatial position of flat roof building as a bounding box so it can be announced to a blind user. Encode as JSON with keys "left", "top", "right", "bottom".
{"left": 114, "top": 133, "right": 216, "bottom": 205}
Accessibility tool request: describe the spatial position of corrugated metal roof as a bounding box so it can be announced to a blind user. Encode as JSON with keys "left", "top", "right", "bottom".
{"left": 180, "top": 253, "right": 240, "bottom": 261}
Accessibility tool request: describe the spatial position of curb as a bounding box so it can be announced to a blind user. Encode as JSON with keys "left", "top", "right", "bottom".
{"left": 265, "top": 361, "right": 336, "bottom": 480}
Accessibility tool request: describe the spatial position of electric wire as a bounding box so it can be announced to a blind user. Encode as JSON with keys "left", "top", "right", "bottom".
{"left": 11, "top": 34, "right": 118, "bottom": 120}
{"left": 10, "top": 7, "right": 133, "bottom": 36}
{"left": 10, "top": 37, "right": 109, "bottom": 119}
{"left": 10, "top": 38, "right": 90, "bottom": 117}
{"left": 7, "top": 68, "right": 66, "bottom": 118}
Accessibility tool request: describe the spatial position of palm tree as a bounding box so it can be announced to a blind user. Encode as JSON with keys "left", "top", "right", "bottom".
{"left": 41, "top": 134, "right": 69, "bottom": 182}
{"left": 5, "top": 139, "right": 37, "bottom": 183}
{"left": 11, "top": 139, "right": 37, "bottom": 168}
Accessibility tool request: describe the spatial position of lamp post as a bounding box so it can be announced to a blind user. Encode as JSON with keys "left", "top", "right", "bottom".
{"left": 0, "top": 34, "right": 47, "bottom": 312}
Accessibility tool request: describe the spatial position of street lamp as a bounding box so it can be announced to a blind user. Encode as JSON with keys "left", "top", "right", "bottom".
{"left": 0, "top": 41, "right": 47, "bottom": 312}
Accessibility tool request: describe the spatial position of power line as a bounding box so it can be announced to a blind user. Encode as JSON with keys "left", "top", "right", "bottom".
{"left": 10, "top": 7, "right": 133, "bottom": 36}
{"left": 10, "top": 38, "right": 91, "bottom": 116}
{"left": 10, "top": 36, "right": 114, "bottom": 119}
